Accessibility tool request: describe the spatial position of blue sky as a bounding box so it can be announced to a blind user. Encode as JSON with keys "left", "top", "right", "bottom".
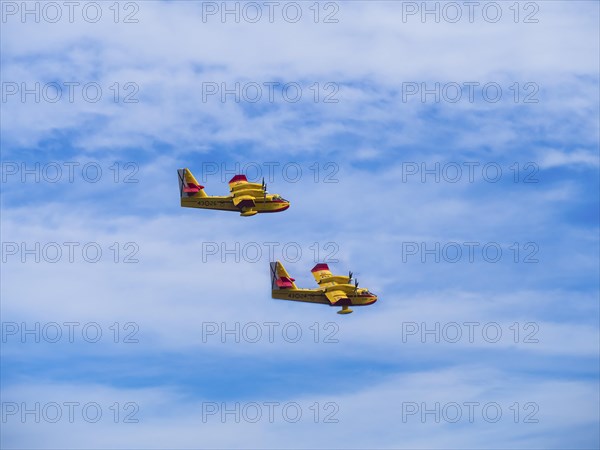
{"left": 1, "top": 1, "right": 599, "bottom": 448}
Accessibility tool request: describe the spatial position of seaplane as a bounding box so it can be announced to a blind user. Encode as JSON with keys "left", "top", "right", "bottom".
{"left": 270, "top": 261, "right": 378, "bottom": 314}
{"left": 178, "top": 168, "right": 290, "bottom": 217}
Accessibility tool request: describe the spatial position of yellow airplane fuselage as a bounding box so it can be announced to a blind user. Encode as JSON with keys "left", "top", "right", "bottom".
{"left": 272, "top": 288, "right": 378, "bottom": 307}
{"left": 181, "top": 195, "right": 290, "bottom": 214}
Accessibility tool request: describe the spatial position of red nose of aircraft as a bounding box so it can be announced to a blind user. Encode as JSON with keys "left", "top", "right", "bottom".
{"left": 272, "top": 198, "right": 290, "bottom": 211}
{"left": 362, "top": 293, "right": 377, "bottom": 305}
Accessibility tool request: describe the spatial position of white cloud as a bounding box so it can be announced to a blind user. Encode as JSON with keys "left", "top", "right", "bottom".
{"left": 537, "top": 148, "right": 599, "bottom": 169}
{"left": 1, "top": 2, "right": 598, "bottom": 152}
{"left": 2, "top": 366, "right": 598, "bottom": 449}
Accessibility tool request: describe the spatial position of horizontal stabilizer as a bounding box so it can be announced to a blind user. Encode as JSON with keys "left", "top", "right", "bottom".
{"left": 178, "top": 168, "right": 206, "bottom": 198}
{"left": 271, "top": 261, "right": 298, "bottom": 290}
{"left": 276, "top": 277, "right": 295, "bottom": 288}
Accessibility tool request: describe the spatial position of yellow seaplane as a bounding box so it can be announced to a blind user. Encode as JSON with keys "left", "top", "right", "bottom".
{"left": 270, "top": 261, "right": 378, "bottom": 314}
{"left": 178, "top": 168, "right": 290, "bottom": 217}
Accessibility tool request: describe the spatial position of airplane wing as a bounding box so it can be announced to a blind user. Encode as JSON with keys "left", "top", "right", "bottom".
{"left": 229, "top": 175, "right": 266, "bottom": 209}
{"left": 311, "top": 263, "right": 334, "bottom": 284}
{"left": 324, "top": 289, "right": 350, "bottom": 305}
{"left": 232, "top": 195, "right": 256, "bottom": 208}
{"left": 312, "top": 264, "right": 354, "bottom": 306}
{"left": 229, "top": 175, "right": 263, "bottom": 193}
{"left": 311, "top": 263, "right": 351, "bottom": 285}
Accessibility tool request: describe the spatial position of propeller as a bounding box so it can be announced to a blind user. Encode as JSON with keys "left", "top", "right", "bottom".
{"left": 262, "top": 177, "right": 267, "bottom": 200}
{"left": 354, "top": 279, "right": 359, "bottom": 293}
{"left": 348, "top": 270, "right": 353, "bottom": 282}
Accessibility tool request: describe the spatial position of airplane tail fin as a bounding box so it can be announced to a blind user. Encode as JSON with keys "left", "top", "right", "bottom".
{"left": 178, "top": 168, "right": 208, "bottom": 198}
{"left": 270, "top": 261, "right": 298, "bottom": 290}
